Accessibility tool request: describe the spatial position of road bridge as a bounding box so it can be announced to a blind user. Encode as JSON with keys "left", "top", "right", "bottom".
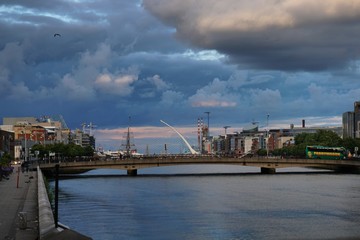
{"left": 38, "top": 156, "right": 360, "bottom": 175}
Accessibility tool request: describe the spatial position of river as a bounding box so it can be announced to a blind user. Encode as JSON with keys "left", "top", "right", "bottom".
{"left": 52, "top": 166, "right": 360, "bottom": 240}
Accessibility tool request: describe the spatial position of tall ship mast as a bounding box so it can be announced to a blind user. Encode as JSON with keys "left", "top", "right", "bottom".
{"left": 121, "top": 117, "right": 135, "bottom": 157}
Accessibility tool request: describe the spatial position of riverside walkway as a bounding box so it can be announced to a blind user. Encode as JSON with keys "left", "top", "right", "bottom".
{"left": 0, "top": 165, "right": 38, "bottom": 240}
{"left": 0, "top": 165, "right": 91, "bottom": 240}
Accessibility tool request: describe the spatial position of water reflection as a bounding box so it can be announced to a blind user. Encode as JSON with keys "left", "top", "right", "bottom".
{"left": 52, "top": 166, "right": 360, "bottom": 240}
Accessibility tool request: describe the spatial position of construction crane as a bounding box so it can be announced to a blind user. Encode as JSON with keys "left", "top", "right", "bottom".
{"left": 81, "top": 122, "right": 97, "bottom": 136}
{"left": 81, "top": 123, "right": 87, "bottom": 133}
{"left": 88, "top": 122, "right": 97, "bottom": 136}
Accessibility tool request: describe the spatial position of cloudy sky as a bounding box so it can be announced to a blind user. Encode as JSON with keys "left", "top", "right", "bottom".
{"left": 1, "top": 0, "right": 360, "bottom": 151}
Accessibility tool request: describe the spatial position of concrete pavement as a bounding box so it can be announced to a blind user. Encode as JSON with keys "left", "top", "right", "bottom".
{"left": 0, "top": 165, "right": 38, "bottom": 240}
{"left": 1, "top": 165, "right": 92, "bottom": 240}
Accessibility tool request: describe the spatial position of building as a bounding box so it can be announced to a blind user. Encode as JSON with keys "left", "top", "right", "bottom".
{"left": 0, "top": 130, "right": 15, "bottom": 159}
{"left": 0, "top": 115, "right": 72, "bottom": 161}
{"left": 212, "top": 119, "right": 343, "bottom": 156}
{"left": 355, "top": 101, "right": 360, "bottom": 138}
{"left": 343, "top": 111, "right": 355, "bottom": 138}
{"left": 342, "top": 101, "right": 360, "bottom": 139}
{"left": 72, "top": 129, "right": 95, "bottom": 149}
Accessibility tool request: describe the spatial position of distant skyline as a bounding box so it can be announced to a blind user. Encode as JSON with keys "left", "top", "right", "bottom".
{"left": 1, "top": 0, "right": 360, "bottom": 149}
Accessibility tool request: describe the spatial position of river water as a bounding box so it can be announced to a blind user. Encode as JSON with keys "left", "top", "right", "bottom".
{"left": 52, "top": 166, "right": 360, "bottom": 240}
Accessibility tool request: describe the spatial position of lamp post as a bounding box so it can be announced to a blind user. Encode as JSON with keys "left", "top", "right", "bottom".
{"left": 21, "top": 129, "right": 27, "bottom": 162}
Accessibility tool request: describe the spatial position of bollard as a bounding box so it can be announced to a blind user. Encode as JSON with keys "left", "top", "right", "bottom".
{"left": 18, "top": 212, "right": 27, "bottom": 229}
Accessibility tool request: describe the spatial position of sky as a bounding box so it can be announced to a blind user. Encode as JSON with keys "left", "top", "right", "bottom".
{"left": 1, "top": 0, "right": 360, "bottom": 151}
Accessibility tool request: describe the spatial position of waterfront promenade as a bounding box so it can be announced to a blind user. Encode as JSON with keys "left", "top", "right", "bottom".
{"left": 0, "top": 165, "right": 92, "bottom": 240}
{"left": 0, "top": 165, "right": 38, "bottom": 240}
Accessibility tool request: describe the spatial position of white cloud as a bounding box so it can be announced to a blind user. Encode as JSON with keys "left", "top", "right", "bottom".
{"left": 49, "top": 44, "right": 113, "bottom": 101}
{"left": 95, "top": 72, "right": 138, "bottom": 96}
{"left": 181, "top": 49, "right": 225, "bottom": 61}
{"left": 188, "top": 78, "right": 237, "bottom": 107}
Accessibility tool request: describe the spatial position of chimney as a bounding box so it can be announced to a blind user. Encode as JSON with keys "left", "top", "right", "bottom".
{"left": 302, "top": 119, "right": 305, "bottom": 128}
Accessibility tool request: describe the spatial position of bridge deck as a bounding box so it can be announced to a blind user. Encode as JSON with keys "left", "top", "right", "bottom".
{"left": 38, "top": 156, "right": 360, "bottom": 173}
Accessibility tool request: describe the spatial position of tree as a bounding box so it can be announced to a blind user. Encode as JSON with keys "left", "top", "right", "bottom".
{"left": 295, "top": 132, "right": 316, "bottom": 145}
{"left": 257, "top": 149, "right": 267, "bottom": 156}
{"left": 271, "top": 130, "right": 345, "bottom": 158}
{"left": 31, "top": 144, "right": 46, "bottom": 158}
{"left": 83, "top": 146, "right": 94, "bottom": 157}
{"left": 30, "top": 143, "right": 94, "bottom": 160}
{"left": 0, "top": 152, "right": 11, "bottom": 167}
{"left": 314, "top": 130, "right": 342, "bottom": 147}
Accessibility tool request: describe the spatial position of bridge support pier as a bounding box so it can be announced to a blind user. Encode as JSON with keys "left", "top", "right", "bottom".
{"left": 261, "top": 167, "right": 276, "bottom": 174}
{"left": 127, "top": 169, "right": 138, "bottom": 176}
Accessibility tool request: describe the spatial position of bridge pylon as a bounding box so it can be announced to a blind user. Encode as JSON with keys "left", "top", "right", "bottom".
{"left": 261, "top": 167, "right": 276, "bottom": 174}
{"left": 127, "top": 169, "right": 137, "bottom": 176}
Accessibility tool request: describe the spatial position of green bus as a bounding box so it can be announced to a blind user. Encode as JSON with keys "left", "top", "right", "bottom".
{"left": 306, "top": 146, "right": 348, "bottom": 160}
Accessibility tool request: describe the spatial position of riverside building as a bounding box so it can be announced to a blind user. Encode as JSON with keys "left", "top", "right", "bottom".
{"left": 0, "top": 115, "right": 94, "bottom": 162}
{"left": 212, "top": 119, "right": 342, "bottom": 157}
{"left": 343, "top": 101, "right": 360, "bottom": 139}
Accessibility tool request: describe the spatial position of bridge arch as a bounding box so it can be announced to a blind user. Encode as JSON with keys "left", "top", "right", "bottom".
{"left": 160, "top": 120, "right": 199, "bottom": 155}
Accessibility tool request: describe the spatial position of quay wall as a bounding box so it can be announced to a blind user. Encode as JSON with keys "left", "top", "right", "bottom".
{"left": 37, "top": 167, "right": 58, "bottom": 239}
{"left": 37, "top": 166, "right": 92, "bottom": 239}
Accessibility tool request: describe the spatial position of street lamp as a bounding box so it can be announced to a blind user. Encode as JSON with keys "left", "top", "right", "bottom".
{"left": 21, "top": 129, "right": 27, "bottom": 162}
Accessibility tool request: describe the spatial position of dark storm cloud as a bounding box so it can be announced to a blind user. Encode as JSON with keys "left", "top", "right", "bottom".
{"left": 0, "top": 0, "right": 360, "bottom": 146}
{"left": 143, "top": 0, "right": 360, "bottom": 71}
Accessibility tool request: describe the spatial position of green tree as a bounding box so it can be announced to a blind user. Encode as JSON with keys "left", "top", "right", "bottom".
{"left": 0, "top": 152, "right": 11, "bottom": 166}
{"left": 83, "top": 146, "right": 94, "bottom": 157}
{"left": 257, "top": 149, "right": 267, "bottom": 156}
{"left": 30, "top": 144, "right": 46, "bottom": 158}
{"left": 295, "top": 132, "right": 316, "bottom": 145}
{"left": 273, "top": 130, "right": 346, "bottom": 158}
{"left": 314, "top": 130, "right": 342, "bottom": 147}
{"left": 31, "top": 143, "right": 94, "bottom": 159}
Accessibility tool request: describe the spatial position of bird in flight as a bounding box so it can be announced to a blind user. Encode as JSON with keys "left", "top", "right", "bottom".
{"left": 54, "top": 33, "right": 61, "bottom": 37}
